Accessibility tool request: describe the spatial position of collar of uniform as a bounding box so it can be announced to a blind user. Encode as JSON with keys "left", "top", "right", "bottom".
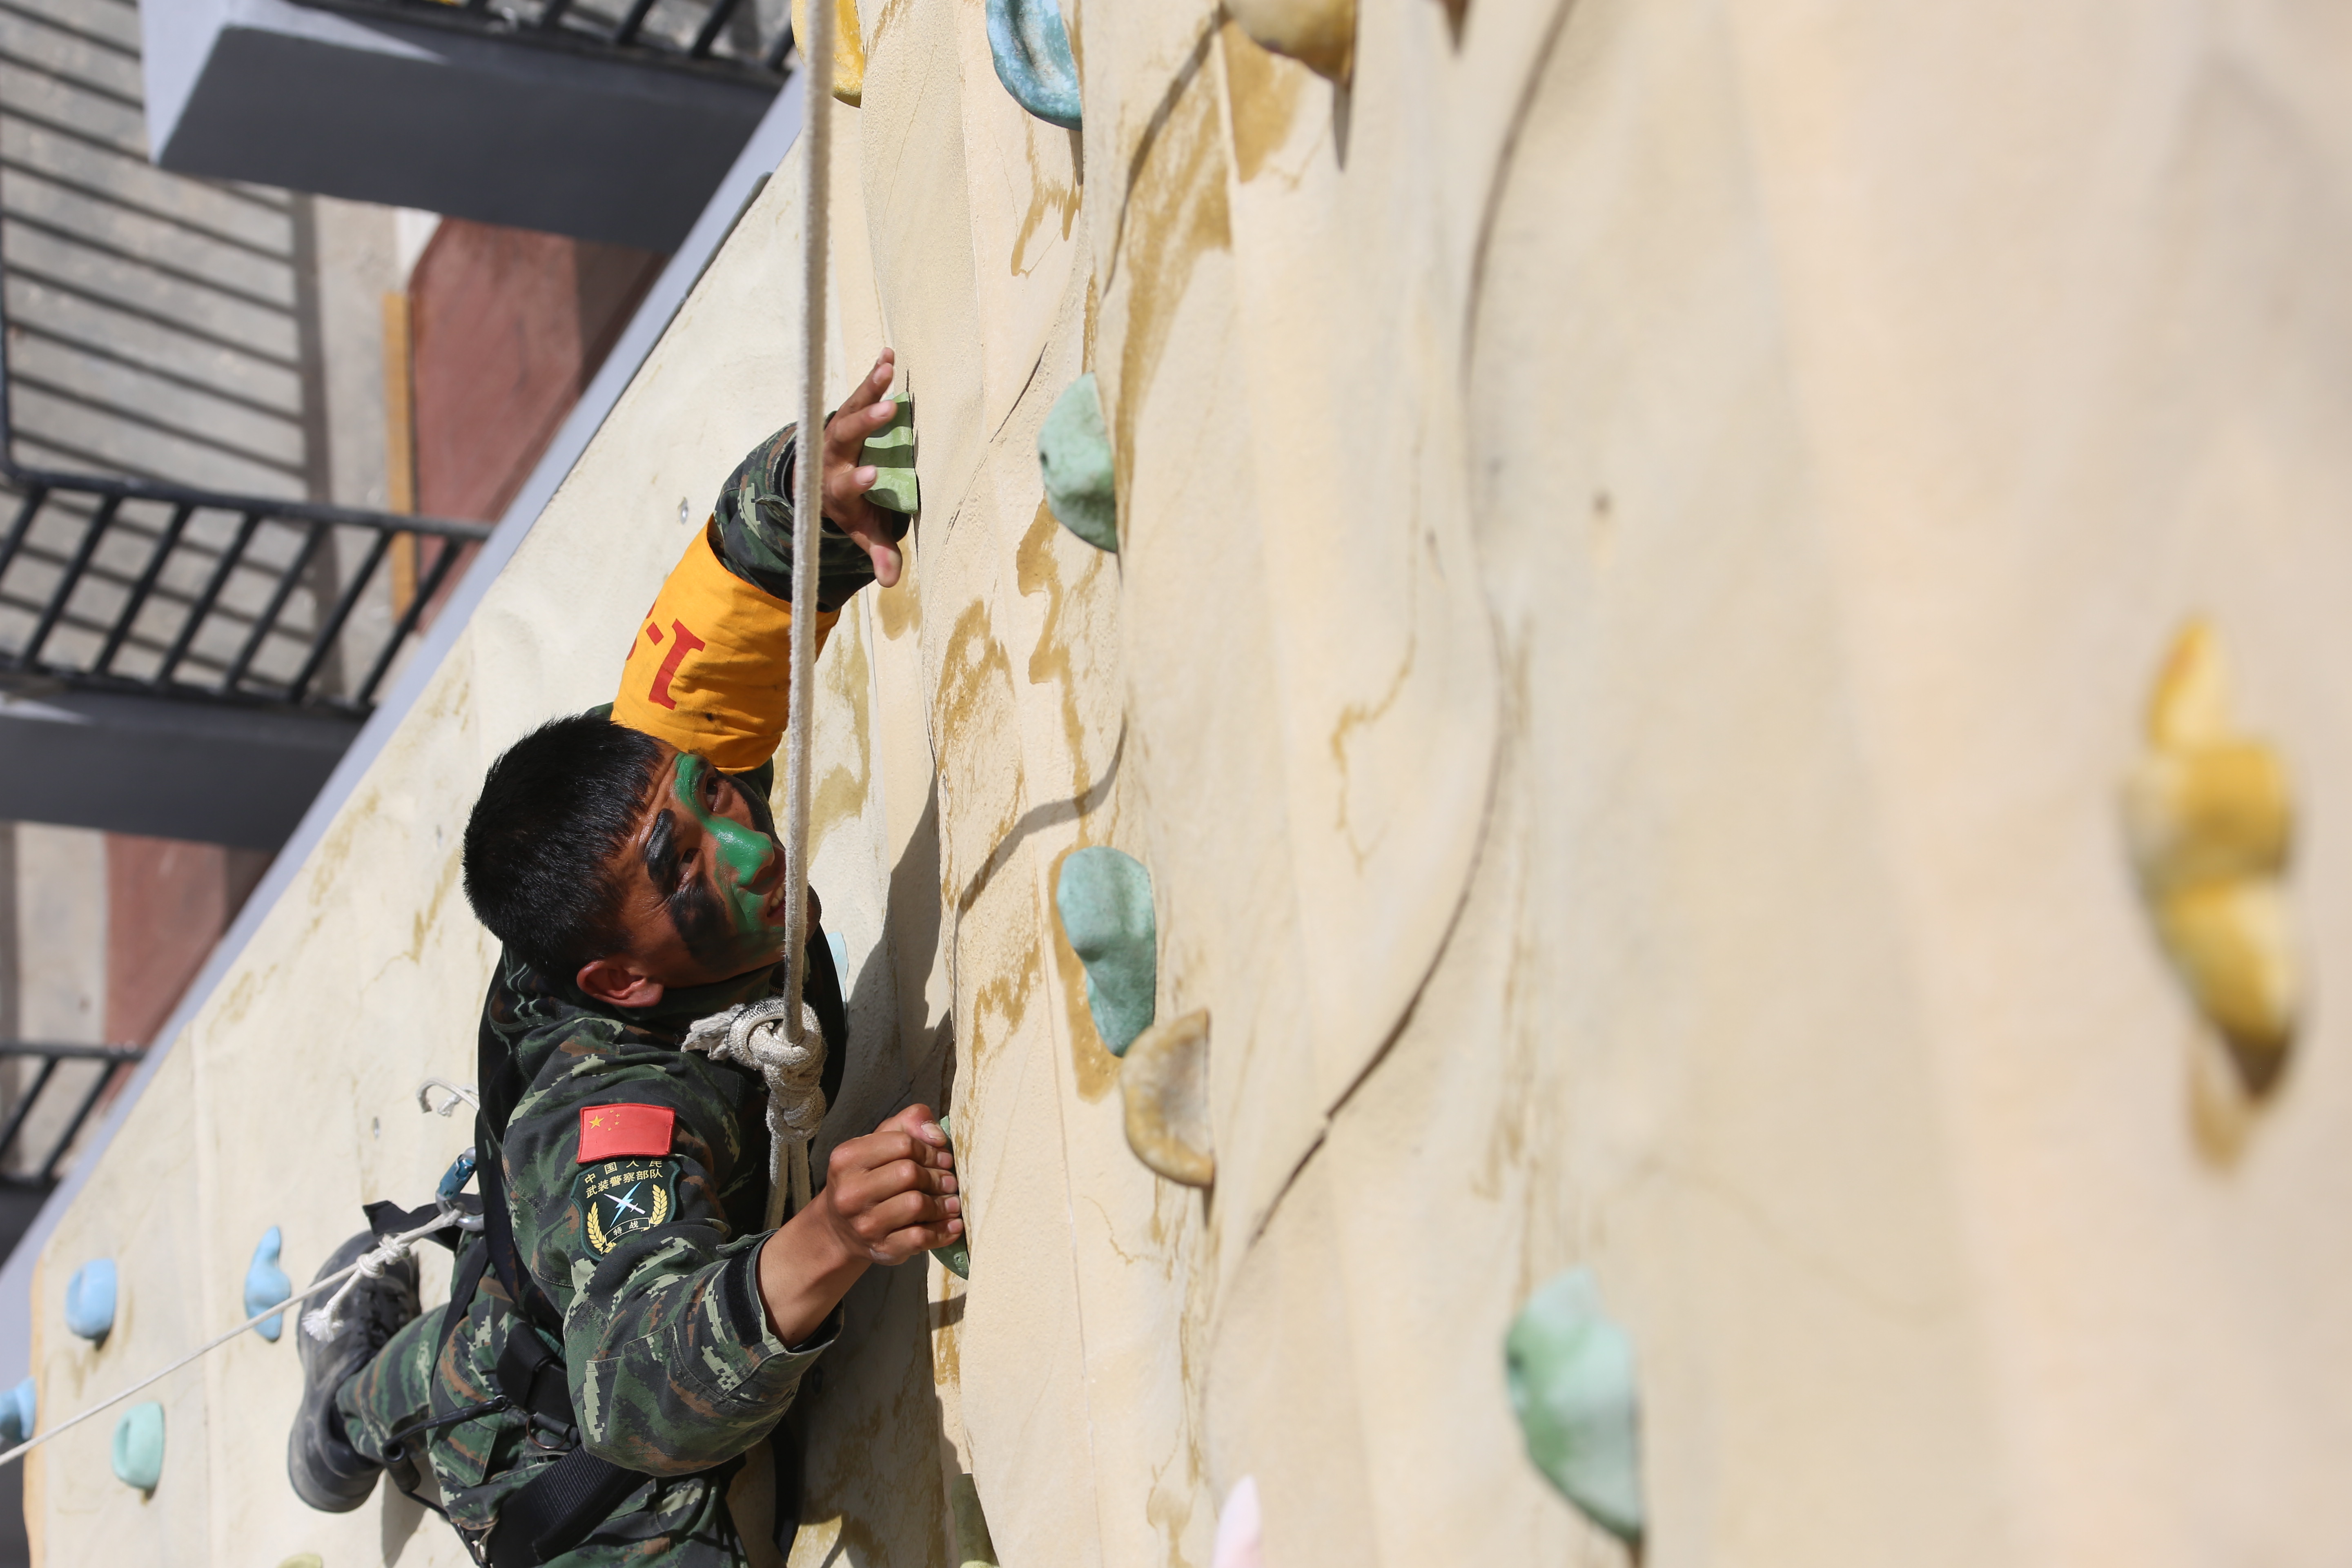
{"left": 497, "top": 948, "right": 784, "bottom": 1042}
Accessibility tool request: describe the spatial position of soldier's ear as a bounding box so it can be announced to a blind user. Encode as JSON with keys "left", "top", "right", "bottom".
{"left": 578, "top": 956, "right": 665, "bottom": 1009}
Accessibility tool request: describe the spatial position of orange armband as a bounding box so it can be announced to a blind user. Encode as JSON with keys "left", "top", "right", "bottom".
{"left": 612, "top": 523, "right": 838, "bottom": 772}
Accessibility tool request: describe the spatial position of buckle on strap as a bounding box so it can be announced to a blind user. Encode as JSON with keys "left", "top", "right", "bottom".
{"left": 493, "top": 1327, "right": 580, "bottom": 1450}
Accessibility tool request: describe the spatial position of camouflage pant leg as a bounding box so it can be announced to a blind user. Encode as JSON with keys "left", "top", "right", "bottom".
{"left": 336, "top": 1302, "right": 443, "bottom": 1469}
{"left": 337, "top": 1299, "right": 751, "bottom": 1566}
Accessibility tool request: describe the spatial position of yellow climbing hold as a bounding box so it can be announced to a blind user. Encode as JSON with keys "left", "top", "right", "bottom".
{"left": 1121, "top": 1010, "right": 1213, "bottom": 1188}
{"left": 2121, "top": 619, "right": 2299, "bottom": 1092}
{"left": 1227, "top": 0, "right": 1355, "bottom": 82}
{"left": 791, "top": 0, "right": 867, "bottom": 105}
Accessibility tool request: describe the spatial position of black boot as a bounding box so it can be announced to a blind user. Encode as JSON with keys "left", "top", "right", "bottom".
{"left": 287, "top": 1230, "right": 420, "bottom": 1512}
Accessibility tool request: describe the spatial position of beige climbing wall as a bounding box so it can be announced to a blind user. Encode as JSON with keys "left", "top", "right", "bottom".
{"left": 29, "top": 0, "right": 2352, "bottom": 1563}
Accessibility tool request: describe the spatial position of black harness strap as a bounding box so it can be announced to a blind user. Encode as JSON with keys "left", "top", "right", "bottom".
{"left": 432, "top": 1241, "right": 493, "bottom": 1417}
{"left": 477, "top": 1134, "right": 565, "bottom": 1334}
{"left": 471, "top": 1127, "right": 653, "bottom": 1567}
{"left": 488, "top": 1448, "right": 653, "bottom": 1568}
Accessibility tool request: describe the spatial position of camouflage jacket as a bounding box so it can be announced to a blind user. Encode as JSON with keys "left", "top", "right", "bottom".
{"left": 713, "top": 422, "right": 896, "bottom": 613}
{"left": 415, "top": 946, "right": 840, "bottom": 1560}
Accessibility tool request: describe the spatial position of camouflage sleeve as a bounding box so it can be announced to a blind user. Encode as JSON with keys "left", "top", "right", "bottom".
{"left": 503, "top": 1046, "right": 830, "bottom": 1476}
{"left": 711, "top": 424, "right": 905, "bottom": 614}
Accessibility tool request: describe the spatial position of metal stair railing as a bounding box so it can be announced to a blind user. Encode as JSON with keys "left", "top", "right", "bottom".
{"left": 0, "top": 294, "right": 494, "bottom": 718}
{"left": 0, "top": 1042, "right": 144, "bottom": 1189}
{"left": 286, "top": 0, "right": 796, "bottom": 84}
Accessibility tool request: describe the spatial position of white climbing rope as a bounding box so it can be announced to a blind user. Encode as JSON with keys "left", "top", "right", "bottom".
{"left": 781, "top": 0, "right": 834, "bottom": 1066}
{"left": 684, "top": 998, "right": 828, "bottom": 1229}
{"left": 0, "top": 1210, "right": 454, "bottom": 1474}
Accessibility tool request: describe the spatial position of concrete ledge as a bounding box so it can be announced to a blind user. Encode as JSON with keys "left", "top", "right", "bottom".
{"left": 0, "top": 680, "right": 358, "bottom": 849}
{"left": 144, "top": 0, "right": 778, "bottom": 251}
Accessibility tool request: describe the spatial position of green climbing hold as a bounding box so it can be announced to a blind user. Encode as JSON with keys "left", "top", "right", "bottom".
{"left": 862, "top": 389, "right": 918, "bottom": 516}
{"left": 1038, "top": 374, "right": 1117, "bottom": 551}
{"left": 986, "top": 0, "right": 1082, "bottom": 129}
{"left": 932, "top": 1114, "right": 971, "bottom": 1279}
{"left": 1054, "top": 847, "right": 1156, "bottom": 1054}
{"left": 1504, "top": 1267, "right": 1643, "bottom": 1542}
{"left": 951, "top": 1472, "right": 1000, "bottom": 1568}
{"left": 111, "top": 1400, "right": 163, "bottom": 1492}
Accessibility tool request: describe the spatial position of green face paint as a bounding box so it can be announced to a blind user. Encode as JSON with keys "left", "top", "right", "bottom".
{"left": 668, "top": 755, "right": 785, "bottom": 961}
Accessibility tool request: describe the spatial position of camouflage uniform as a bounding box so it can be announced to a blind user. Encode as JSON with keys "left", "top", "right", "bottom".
{"left": 338, "top": 425, "right": 884, "bottom": 1565}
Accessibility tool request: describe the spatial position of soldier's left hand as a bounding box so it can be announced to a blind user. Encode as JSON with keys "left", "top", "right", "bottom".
{"left": 813, "top": 1102, "right": 960, "bottom": 1265}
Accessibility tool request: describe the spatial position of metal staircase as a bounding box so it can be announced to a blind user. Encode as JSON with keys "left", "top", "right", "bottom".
{"left": 288, "top": 0, "right": 795, "bottom": 84}
{"left": 0, "top": 0, "right": 492, "bottom": 844}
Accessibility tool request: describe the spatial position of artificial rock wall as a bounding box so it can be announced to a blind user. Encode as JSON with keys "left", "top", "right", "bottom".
{"left": 28, "top": 0, "right": 2352, "bottom": 1564}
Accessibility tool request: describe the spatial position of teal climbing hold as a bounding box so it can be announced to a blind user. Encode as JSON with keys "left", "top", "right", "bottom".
{"left": 245, "top": 1227, "right": 292, "bottom": 1342}
{"left": 0, "top": 1377, "right": 34, "bottom": 1447}
{"left": 986, "top": 0, "right": 1082, "bottom": 129}
{"left": 110, "top": 1401, "right": 163, "bottom": 1492}
{"left": 1039, "top": 374, "right": 1117, "bottom": 551}
{"left": 1504, "top": 1267, "right": 1643, "bottom": 1542}
{"left": 862, "top": 390, "right": 918, "bottom": 516}
{"left": 931, "top": 1114, "right": 971, "bottom": 1280}
{"left": 64, "top": 1258, "right": 116, "bottom": 1344}
{"left": 1054, "top": 848, "right": 1156, "bottom": 1054}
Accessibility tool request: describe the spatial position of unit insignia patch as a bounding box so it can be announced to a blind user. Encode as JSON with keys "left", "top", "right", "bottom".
{"left": 577, "top": 1158, "right": 679, "bottom": 1255}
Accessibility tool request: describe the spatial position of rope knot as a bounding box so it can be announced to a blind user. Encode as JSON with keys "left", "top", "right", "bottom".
{"left": 299, "top": 1218, "right": 436, "bottom": 1342}
{"left": 684, "top": 997, "right": 829, "bottom": 1223}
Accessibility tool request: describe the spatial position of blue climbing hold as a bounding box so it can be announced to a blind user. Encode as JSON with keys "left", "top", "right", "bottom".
{"left": 437, "top": 1147, "right": 478, "bottom": 1203}
{"left": 828, "top": 930, "right": 851, "bottom": 984}
{"left": 1039, "top": 374, "right": 1117, "bottom": 552}
{"left": 110, "top": 1400, "right": 163, "bottom": 1492}
{"left": 64, "top": 1259, "right": 116, "bottom": 1344}
{"left": 244, "top": 1227, "right": 293, "bottom": 1342}
{"left": 1504, "top": 1267, "right": 1644, "bottom": 1542}
{"left": 1054, "top": 848, "right": 1156, "bottom": 1055}
{"left": 0, "top": 1377, "right": 35, "bottom": 1447}
{"left": 985, "top": 0, "right": 1082, "bottom": 129}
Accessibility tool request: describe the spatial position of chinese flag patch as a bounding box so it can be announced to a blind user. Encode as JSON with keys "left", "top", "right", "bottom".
{"left": 577, "top": 1103, "right": 676, "bottom": 1163}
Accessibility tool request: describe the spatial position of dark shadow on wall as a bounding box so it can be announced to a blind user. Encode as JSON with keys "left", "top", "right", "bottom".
{"left": 955, "top": 724, "right": 1122, "bottom": 921}
{"left": 793, "top": 782, "right": 955, "bottom": 1566}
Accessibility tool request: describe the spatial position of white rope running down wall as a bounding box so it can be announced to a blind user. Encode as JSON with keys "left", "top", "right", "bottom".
{"left": 775, "top": 0, "right": 836, "bottom": 1234}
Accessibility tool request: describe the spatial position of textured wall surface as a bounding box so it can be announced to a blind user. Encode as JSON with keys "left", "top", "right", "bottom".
{"left": 28, "top": 0, "right": 2352, "bottom": 1563}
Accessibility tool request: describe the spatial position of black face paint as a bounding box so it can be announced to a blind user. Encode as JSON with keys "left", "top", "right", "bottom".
{"left": 639, "top": 805, "right": 722, "bottom": 960}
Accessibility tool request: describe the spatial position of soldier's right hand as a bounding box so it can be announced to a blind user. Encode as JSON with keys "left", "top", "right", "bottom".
{"left": 821, "top": 349, "right": 909, "bottom": 587}
{"left": 815, "top": 1103, "right": 962, "bottom": 1265}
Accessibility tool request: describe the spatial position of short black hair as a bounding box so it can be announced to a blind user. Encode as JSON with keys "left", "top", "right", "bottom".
{"left": 462, "top": 713, "right": 667, "bottom": 980}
